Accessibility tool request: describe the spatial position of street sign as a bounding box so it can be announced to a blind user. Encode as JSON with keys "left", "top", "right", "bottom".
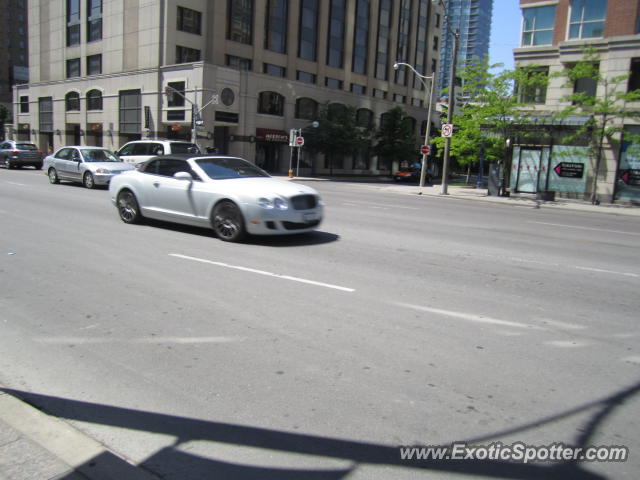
{"left": 420, "top": 145, "right": 430, "bottom": 155}
{"left": 296, "top": 136, "right": 304, "bottom": 146}
{"left": 620, "top": 169, "right": 640, "bottom": 186}
{"left": 442, "top": 124, "right": 453, "bottom": 137}
{"left": 554, "top": 162, "right": 584, "bottom": 178}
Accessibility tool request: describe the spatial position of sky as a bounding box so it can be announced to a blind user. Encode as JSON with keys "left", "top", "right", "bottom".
{"left": 488, "top": 0, "right": 522, "bottom": 71}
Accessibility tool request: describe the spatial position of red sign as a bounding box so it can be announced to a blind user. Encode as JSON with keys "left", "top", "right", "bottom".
{"left": 296, "top": 136, "right": 304, "bottom": 146}
{"left": 421, "top": 145, "right": 430, "bottom": 155}
{"left": 256, "top": 128, "right": 289, "bottom": 143}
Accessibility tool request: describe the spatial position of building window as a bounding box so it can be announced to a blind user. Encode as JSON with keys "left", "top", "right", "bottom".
{"left": 177, "top": 6, "right": 202, "bottom": 35}
{"left": 65, "top": 91, "right": 80, "bottom": 111}
{"left": 228, "top": 0, "right": 253, "bottom": 44}
{"left": 351, "top": 84, "right": 366, "bottom": 95}
{"left": 393, "top": 94, "right": 406, "bottom": 104}
{"left": 327, "top": 0, "right": 346, "bottom": 68}
{"left": 38, "top": 97, "right": 53, "bottom": 133}
{"left": 572, "top": 63, "right": 599, "bottom": 101}
{"left": 67, "top": 0, "right": 80, "bottom": 46}
{"left": 412, "top": 98, "right": 423, "bottom": 107}
{"left": 19, "top": 96, "right": 29, "bottom": 113}
{"left": 87, "top": 54, "right": 102, "bottom": 75}
{"left": 295, "top": 98, "right": 318, "bottom": 120}
{"left": 375, "top": 0, "right": 392, "bottom": 80}
{"left": 166, "top": 81, "right": 185, "bottom": 107}
{"left": 431, "top": 58, "right": 437, "bottom": 73}
{"left": 521, "top": 5, "right": 555, "bottom": 46}
{"left": 352, "top": 0, "right": 370, "bottom": 75}
{"left": 299, "top": 0, "right": 319, "bottom": 61}
{"left": 356, "top": 108, "right": 373, "bottom": 127}
{"left": 373, "top": 88, "right": 387, "bottom": 99}
{"left": 264, "top": 63, "right": 286, "bottom": 77}
{"left": 226, "top": 55, "right": 252, "bottom": 70}
{"left": 297, "top": 71, "right": 316, "bottom": 84}
{"left": 413, "top": 0, "right": 429, "bottom": 90}
{"left": 119, "top": 89, "right": 141, "bottom": 135}
{"left": 257, "top": 91, "right": 285, "bottom": 116}
{"left": 66, "top": 58, "right": 81, "bottom": 78}
{"left": 568, "top": 0, "right": 607, "bottom": 40}
{"left": 265, "top": 0, "right": 287, "bottom": 53}
{"left": 86, "top": 89, "right": 103, "bottom": 110}
{"left": 629, "top": 58, "right": 640, "bottom": 92}
{"left": 87, "top": 0, "right": 102, "bottom": 42}
{"left": 394, "top": 0, "right": 411, "bottom": 85}
{"left": 325, "top": 77, "right": 343, "bottom": 89}
{"left": 433, "top": 36, "right": 439, "bottom": 51}
{"left": 176, "top": 45, "right": 201, "bottom": 63}
{"left": 167, "top": 110, "right": 186, "bottom": 121}
{"left": 436, "top": 13, "right": 440, "bottom": 28}
{"left": 518, "top": 67, "right": 549, "bottom": 104}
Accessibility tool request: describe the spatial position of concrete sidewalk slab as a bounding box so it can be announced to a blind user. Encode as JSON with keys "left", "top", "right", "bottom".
{"left": 0, "top": 390, "right": 160, "bottom": 480}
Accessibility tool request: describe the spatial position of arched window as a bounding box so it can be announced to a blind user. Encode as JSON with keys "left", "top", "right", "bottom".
{"left": 405, "top": 116, "right": 417, "bottom": 135}
{"left": 65, "top": 91, "right": 80, "bottom": 111}
{"left": 356, "top": 108, "right": 374, "bottom": 128}
{"left": 380, "top": 112, "right": 391, "bottom": 128}
{"left": 328, "top": 102, "right": 347, "bottom": 120}
{"left": 86, "top": 89, "right": 103, "bottom": 110}
{"left": 257, "top": 91, "right": 285, "bottom": 116}
{"left": 295, "top": 98, "right": 318, "bottom": 120}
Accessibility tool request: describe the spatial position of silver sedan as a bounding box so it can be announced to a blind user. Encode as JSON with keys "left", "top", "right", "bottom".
{"left": 44, "top": 146, "right": 134, "bottom": 188}
{"left": 109, "top": 155, "right": 324, "bottom": 242}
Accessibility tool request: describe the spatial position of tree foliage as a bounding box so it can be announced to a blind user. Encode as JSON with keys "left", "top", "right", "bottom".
{"left": 553, "top": 47, "right": 640, "bottom": 203}
{"left": 372, "top": 106, "right": 418, "bottom": 170}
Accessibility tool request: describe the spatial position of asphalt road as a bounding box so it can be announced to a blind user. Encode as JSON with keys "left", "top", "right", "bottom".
{"left": 1, "top": 168, "right": 638, "bottom": 480}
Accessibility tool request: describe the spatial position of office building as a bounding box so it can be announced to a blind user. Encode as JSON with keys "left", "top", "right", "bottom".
{"left": 0, "top": 0, "right": 29, "bottom": 128}
{"left": 13, "top": 0, "right": 442, "bottom": 175}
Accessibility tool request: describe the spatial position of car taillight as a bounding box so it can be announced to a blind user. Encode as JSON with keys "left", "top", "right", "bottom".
{"left": 11, "top": 150, "right": 19, "bottom": 155}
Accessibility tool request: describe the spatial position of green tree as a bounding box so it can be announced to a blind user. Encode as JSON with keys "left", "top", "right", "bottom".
{"left": 553, "top": 47, "right": 640, "bottom": 204}
{"left": 372, "top": 106, "right": 418, "bottom": 171}
{"left": 303, "top": 102, "right": 369, "bottom": 174}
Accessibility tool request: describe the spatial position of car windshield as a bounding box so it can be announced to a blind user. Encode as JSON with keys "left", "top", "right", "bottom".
{"left": 16, "top": 143, "right": 38, "bottom": 151}
{"left": 81, "top": 149, "right": 120, "bottom": 162}
{"left": 171, "top": 143, "right": 201, "bottom": 154}
{"left": 196, "top": 157, "right": 270, "bottom": 180}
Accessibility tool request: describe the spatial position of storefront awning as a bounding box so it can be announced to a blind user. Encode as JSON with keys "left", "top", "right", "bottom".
{"left": 256, "top": 128, "right": 289, "bottom": 143}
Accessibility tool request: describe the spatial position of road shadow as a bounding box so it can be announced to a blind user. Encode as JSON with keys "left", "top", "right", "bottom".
{"left": 139, "top": 218, "right": 339, "bottom": 247}
{"left": 3, "top": 380, "right": 638, "bottom": 479}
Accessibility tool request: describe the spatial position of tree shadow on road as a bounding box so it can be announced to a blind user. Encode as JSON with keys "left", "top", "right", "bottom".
{"left": 3, "top": 380, "right": 638, "bottom": 480}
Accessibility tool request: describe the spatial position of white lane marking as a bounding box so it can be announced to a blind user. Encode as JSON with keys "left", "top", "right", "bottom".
{"left": 170, "top": 253, "right": 355, "bottom": 292}
{"left": 574, "top": 266, "right": 639, "bottom": 278}
{"left": 35, "top": 336, "right": 243, "bottom": 344}
{"left": 394, "top": 302, "right": 545, "bottom": 330}
{"left": 6, "top": 182, "right": 27, "bottom": 186}
{"left": 544, "top": 340, "right": 591, "bottom": 348}
{"left": 529, "top": 221, "right": 640, "bottom": 237}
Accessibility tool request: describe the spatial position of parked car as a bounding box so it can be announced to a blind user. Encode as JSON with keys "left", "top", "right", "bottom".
{"left": 0, "top": 140, "right": 43, "bottom": 169}
{"left": 393, "top": 166, "right": 431, "bottom": 184}
{"left": 116, "top": 139, "right": 201, "bottom": 167}
{"left": 44, "top": 146, "right": 135, "bottom": 188}
{"left": 109, "top": 154, "right": 324, "bottom": 242}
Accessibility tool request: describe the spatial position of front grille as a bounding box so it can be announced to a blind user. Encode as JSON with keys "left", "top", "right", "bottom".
{"left": 290, "top": 194, "right": 317, "bottom": 210}
{"left": 282, "top": 220, "right": 320, "bottom": 230}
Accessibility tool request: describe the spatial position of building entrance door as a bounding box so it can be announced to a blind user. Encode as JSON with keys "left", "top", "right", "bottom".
{"left": 255, "top": 142, "right": 281, "bottom": 173}
{"left": 515, "top": 148, "right": 542, "bottom": 193}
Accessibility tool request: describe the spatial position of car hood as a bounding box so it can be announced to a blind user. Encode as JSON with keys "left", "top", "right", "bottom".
{"left": 210, "top": 177, "right": 318, "bottom": 198}
{"left": 87, "top": 162, "right": 135, "bottom": 171}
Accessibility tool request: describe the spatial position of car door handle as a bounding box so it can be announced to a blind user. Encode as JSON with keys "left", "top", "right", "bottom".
{"left": 153, "top": 182, "right": 160, "bottom": 187}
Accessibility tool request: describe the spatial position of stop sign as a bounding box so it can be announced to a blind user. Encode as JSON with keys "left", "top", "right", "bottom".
{"left": 296, "top": 136, "right": 304, "bottom": 146}
{"left": 421, "top": 145, "right": 430, "bottom": 155}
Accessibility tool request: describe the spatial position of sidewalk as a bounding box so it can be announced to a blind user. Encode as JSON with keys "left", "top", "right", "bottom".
{"left": 0, "top": 389, "right": 159, "bottom": 480}
{"left": 281, "top": 176, "right": 640, "bottom": 217}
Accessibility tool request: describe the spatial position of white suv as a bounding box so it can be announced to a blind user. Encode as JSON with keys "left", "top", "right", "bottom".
{"left": 116, "top": 139, "right": 200, "bottom": 166}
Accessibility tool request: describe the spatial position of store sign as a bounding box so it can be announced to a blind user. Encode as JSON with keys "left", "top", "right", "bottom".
{"left": 256, "top": 128, "right": 289, "bottom": 143}
{"left": 620, "top": 169, "right": 640, "bottom": 186}
{"left": 554, "top": 162, "right": 584, "bottom": 178}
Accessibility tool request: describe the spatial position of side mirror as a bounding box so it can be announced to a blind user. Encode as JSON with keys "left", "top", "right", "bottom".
{"left": 173, "top": 171, "right": 193, "bottom": 181}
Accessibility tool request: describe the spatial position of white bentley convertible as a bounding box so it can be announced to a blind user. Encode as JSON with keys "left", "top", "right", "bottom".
{"left": 108, "top": 155, "right": 323, "bottom": 242}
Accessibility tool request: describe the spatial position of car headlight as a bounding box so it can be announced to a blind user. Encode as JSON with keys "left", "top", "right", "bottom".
{"left": 258, "top": 197, "right": 274, "bottom": 209}
{"left": 95, "top": 168, "right": 111, "bottom": 174}
{"left": 274, "top": 198, "right": 288, "bottom": 210}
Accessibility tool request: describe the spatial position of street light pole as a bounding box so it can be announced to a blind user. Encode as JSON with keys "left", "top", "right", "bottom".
{"left": 393, "top": 62, "right": 435, "bottom": 189}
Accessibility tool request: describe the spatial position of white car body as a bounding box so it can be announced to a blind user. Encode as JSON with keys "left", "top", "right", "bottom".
{"left": 109, "top": 155, "right": 323, "bottom": 240}
{"left": 44, "top": 146, "right": 134, "bottom": 188}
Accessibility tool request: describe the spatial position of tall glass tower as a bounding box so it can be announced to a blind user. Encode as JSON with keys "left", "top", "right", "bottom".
{"left": 438, "top": 0, "right": 493, "bottom": 96}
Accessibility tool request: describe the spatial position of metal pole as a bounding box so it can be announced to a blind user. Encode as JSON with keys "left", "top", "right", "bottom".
{"left": 191, "top": 88, "right": 197, "bottom": 146}
{"left": 419, "top": 75, "right": 436, "bottom": 188}
{"left": 440, "top": 29, "right": 458, "bottom": 195}
{"left": 476, "top": 136, "right": 485, "bottom": 188}
{"left": 295, "top": 128, "right": 302, "bottom": 177}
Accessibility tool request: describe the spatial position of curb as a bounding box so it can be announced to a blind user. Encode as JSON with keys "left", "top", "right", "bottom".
{"left": 0, "top": 390, "right": 160, "bottom": 480}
